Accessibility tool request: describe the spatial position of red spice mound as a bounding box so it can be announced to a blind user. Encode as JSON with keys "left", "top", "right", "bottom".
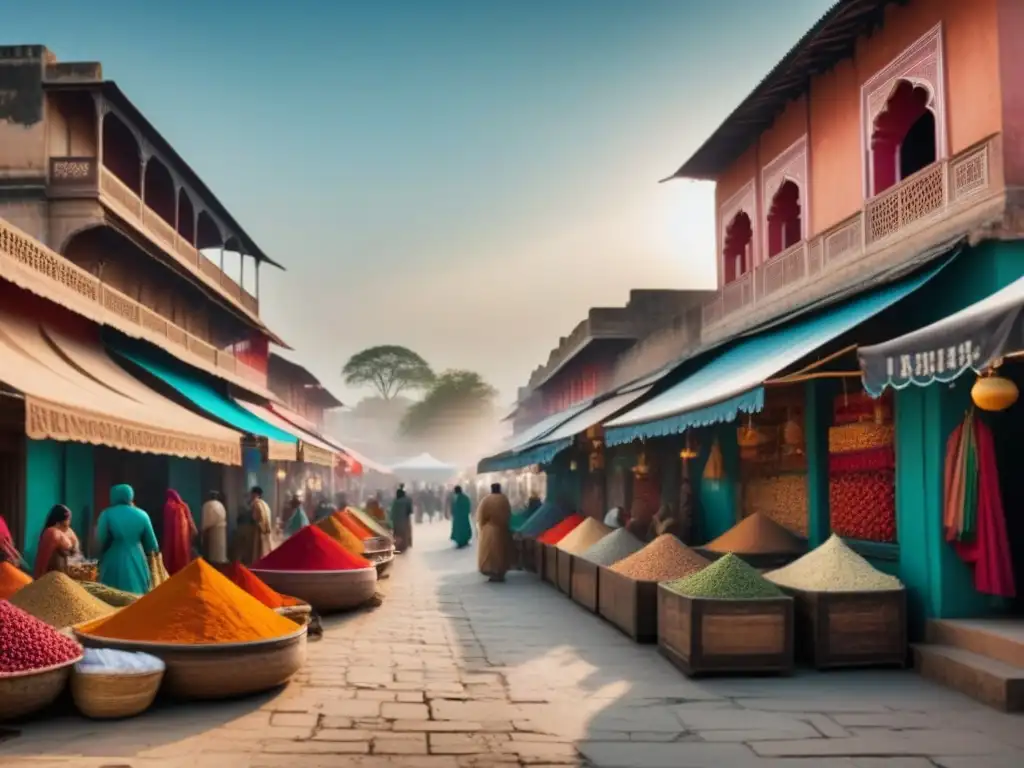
{"left": 335, "top": 509, "right": 375, "bottom": 540}
{"left": 538, "top": 514, "right": 584, "bottom": 545}
{"left": 213, "top": 562, "right": 302, "bottom": 608}
{"left": 254, "top": 524, "right": 371, "bottom": 571}
{"left": 0, "top": 600, "right": 82, "bottom": 674}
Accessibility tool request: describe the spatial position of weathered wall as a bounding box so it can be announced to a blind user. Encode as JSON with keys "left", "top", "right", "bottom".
{"left": 0, "top": 46, "right": 46, "bottom": 180}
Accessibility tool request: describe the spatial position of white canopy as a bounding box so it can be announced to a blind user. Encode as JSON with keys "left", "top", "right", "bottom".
{"left": 390, "top": 453, "right": 456, "bottom": 483}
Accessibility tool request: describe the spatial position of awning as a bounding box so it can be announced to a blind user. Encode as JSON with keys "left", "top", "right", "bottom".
{"left": 859, "top": 274, "right": 1024, "bottom": 395}
{"left": 605, "top": 265, "right": 944, "bottom": 446}
{"left": 0, "top": 310, "right": 242, "bottom": 465}
{"left": 477, "top": 399, "right": 594, "bottom": 472}
{"left": 111, "top": 345, "right": 297, "bottom": 461}
{"left": 236, "top": 400, "right": 336, "bottom": 467}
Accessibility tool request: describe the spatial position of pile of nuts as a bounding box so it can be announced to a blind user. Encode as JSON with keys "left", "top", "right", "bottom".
{"left": 0, "top": 600, "right": 83, "bottom": 674}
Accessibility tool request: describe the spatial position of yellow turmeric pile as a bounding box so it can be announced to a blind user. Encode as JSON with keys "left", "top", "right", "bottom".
{"left": 316, "top": 515, "right": 365, "bottom": 556}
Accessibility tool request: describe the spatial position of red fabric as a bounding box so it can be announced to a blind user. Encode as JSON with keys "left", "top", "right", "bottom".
{"left": 538, "top": 514, "right": 584, "bottom": 545}
{"left": 828, "top": 446, "right": 895, "bottom": 474}
{"left": 953, "top": 418, "right": 1016, "bottom": 598}
{"left": 828, "top": 471, "right": 896, "bottom": 543}
{"left": 162, "top": 490, "right": 196, "bottom": 576}
{"left": 0, "top": 514, "right": 19, "bottom": 564}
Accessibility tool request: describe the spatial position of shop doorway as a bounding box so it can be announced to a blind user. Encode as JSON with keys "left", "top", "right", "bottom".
{"left": 989, "top": 362, "right": 1024, "bottom": 614}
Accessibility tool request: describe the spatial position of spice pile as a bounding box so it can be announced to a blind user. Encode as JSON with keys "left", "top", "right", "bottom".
{"left": 315, "top": 515, "right": 369, "bottom": 558}
{"left": 257, "top": 524, "right": 371, "bottom": 571}
{"left": 518, "top": 502, "right": 569, "bottom": 538}
{"left": 79, "top": 559, "right": 300, "bottom": 644}
{"left": 214, "top": 562, "right": 302, "bottom": 608}
{"left": 765, "top": 534, "right": 903, "bottom": 592}
{"left": 349, "top": 508, "right": 392, "bottom": 540}
{"left": 703, "top": 513, "right": 805, "bottom": 555}
{"left": 82, "top": 582, "right": 139, "bottom": 607}
{"left": 664, "top": 554, "right": 784, "bottom": 599}
{"left": 10, "top": 571, "right": 115, "bottom": 628}
{"left": 556, "top": 518, "right": 612, "bottom": 554}
{"left": 610, "top": 535, "right": 709, "bottom": 582}
{"left": 538, "top": 514, "right": 584, "bottom": 545}
{"left": 0, "top": 561, "right": 31, "bottom": 600}
{"left": 579, "top": 528, "right": 645, "bottom": 566}
{"left": 337, "top": 510, "right": 375, "bottom": 539}
{"left": 0, "top": 600, "right": 83, "bottom": 674}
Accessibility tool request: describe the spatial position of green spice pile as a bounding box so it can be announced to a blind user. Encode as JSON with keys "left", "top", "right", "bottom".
{"left": 610, "top": 534, "right": 709, "bottom": 581}
{"left": 765, "top": 534, "right": 902, "bottom": 592}
{"left": 664, "top": 553, "right": 784, "bottom": 599}
{"left": 81, "top": 581, "right": 140, "bottom": 607}
{"left": 579, "top": 528, "right": 645, "bottom": 566}
{"left": 9, "top": 571, "right": 116, "bottom": 628}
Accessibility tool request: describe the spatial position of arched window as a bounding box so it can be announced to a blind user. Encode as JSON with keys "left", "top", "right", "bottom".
{"left": 723, "top": 211, "right": 753, "bottom": 284}
{"left": 871, "top": 80, "right": 936, "bottom": 195}
{"left": 766, "top": 180, "right": 802, "bottom": 258}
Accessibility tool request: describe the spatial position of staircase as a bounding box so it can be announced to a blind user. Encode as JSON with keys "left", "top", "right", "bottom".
{"left": 913, "top": 619, "right": 1024, "bottom": 711}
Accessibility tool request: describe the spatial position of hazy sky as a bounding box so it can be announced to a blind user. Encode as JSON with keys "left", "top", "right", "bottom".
{"left": 9, "top": 0, "right": 832, "bottom": 404}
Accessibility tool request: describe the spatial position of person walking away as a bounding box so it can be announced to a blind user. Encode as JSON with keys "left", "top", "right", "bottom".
{"left": 390, "top": 488, "right": 413, "bottom": 552}
{"left": 477, "top": 483, "right": 512, "bottom": 582}
{"left": 97, "top": 485, "right": 159, "bottom": 594}
{"left": 162, "top": 490, "right": 197, "bottom": 576}
{"left": 284, "top": 494, "right": 309, "bottom": 537}
{"left": 250, "top": 487, "right": 274, "bottom": 563}
{"left": 449, "top": 485, "right": 472, "bottom": 549}
{"left": 200, "top": 491, "right": 228, "bottom": 563}
{"left": 33, "top": 505, "right": 79, "bottom": 578}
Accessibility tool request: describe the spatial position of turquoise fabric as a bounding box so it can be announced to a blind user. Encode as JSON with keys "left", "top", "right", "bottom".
{"left": 97, "top": 484, "right": 159, "bottom": 595}
{"left": 449, "top": 493, "right": 472, "bottom": 547}
{"left": 111, "top": 347, "right": 296, "bottom": 444}
{"left": 285, "top": 508, "right": 310, "bottom": 536}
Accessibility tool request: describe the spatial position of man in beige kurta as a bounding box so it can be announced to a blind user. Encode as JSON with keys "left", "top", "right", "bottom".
{"left": 200, "top": 490, "right": 228, "bottom": 564}
{"left": 250, "top": 486, "right": 274, "bottom": 563}
{"left": 477, "top": 483, "right": 513, "bottom": 582}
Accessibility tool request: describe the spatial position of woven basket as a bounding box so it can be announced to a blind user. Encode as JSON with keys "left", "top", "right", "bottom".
{"left": 71, "top": 667, "right": 163, "bottom": 719}
{"left": 828, "top": 423, "right": 894, "bottom": 454}
{"left": 0, "top": 656, "right": 81, "bottom": 720}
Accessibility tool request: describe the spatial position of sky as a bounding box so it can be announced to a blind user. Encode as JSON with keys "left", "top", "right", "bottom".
{"left": 7, "top": 0, "right": 833, "bottom": 405}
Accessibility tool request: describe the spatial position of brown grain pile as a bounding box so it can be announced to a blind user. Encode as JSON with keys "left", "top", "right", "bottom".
{"left": 610, "top": 534, "right": 710, "bottom": 582}
{"left": 556, "top": 518, "right": 612, "bottom": 554}
{"left": 9, "top": 571, "right": 116, "bottom": 628}
{"left": 703, "top": 512, "right": 805, "bottom": 555}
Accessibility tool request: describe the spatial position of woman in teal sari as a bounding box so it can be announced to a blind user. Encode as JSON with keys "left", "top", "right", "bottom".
{"left": 449, "top": 486, "right": 472, "bottom": 549}
{"left": 284, "top": 494, "right": 309, "bottom": 537}
{"left": 97, "top": 484, "right": 159, "bottom": 594}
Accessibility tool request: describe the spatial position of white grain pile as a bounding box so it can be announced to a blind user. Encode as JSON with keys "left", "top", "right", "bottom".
{"left": 765, "top": 534, "right": 902, "bottom": 592}
{"left": 578, "top": 528, "right": 645, "bottom": 566}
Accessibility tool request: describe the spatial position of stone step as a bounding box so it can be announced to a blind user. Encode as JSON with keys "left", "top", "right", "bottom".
{"left": 913, "top": 642, "right": 1024, "bottom": 712}
{"left": 925, "top": 619, "right": 1024, "bottom": 668}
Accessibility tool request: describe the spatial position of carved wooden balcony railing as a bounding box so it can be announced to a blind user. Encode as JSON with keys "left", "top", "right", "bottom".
{"left": 0, "top": 216, "right": 266, "bottom": 389}
{"left": 702, "top": 137, "right": 995, "bottom": 330}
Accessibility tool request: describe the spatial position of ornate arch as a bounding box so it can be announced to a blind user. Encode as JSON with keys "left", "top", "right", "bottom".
{"left": 760, "top": 136, "right": 808, "bottom": 256}
{"left": 718, "top": 180, "right": 757, "bottom": 285}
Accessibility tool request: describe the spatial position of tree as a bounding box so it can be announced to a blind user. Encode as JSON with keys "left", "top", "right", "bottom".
{"left": 342, "top": 346, "right": 435, "bottom": 400}
{"left": 401, "top": 370, "right": 498, "bottom": 437}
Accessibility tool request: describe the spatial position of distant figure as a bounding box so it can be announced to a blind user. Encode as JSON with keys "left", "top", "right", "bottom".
{"left": 249, "top": 487, "right": 274, "bottom": 563}
{"left": 477, "top": 483, "right": 513, "bottom": 582}
{"left": 314, "top": 494, "right": 336, "bottom": 522}
{"left": 390, "top": 488, "right": 414, "bottom": 552}
{"left": 284, "top": 494, "right": 310, "bottom": 537}
{"left": 200, "top": 491, "right": 228, "bottom": 564}
{"left": 34, "top": 504, "right": 79, "bottom": 579}
{"left": 449, "top": 486, "right": 472, "bottom": 549}
{"left": 97, "top": 485, "right": 159, "bottom": 594}
{"left": 526, "top": 493, "right": 542, "bottom": 516}
{"left": 162, "top": 490, "right": 197, "bottom": 576}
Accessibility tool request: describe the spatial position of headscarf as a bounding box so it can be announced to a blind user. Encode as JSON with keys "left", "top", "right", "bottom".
{"left": 110, "top": 484, "right": 134, "bottom": 507}
{"left": 165, "top": 489, "right": 183, "bottom": 505}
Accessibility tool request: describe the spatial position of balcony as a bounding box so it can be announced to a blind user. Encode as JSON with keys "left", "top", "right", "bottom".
{"left": 702, "top": 136, "right": 998, "bottom": 334}
{"left": 0, "top": 216, "right": 267, "bottom": 391}
{"left": 48, "top": 158, "right": 259, "bottom": 317}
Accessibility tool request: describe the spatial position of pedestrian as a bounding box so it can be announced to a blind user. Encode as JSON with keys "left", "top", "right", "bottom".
{"left": 476, "top": 483, "right": 512, "bottom": 582}
{"left": 249, "top": 486, "right": 274, "bottom": 563}
{"left": 96, "top": 485, "right": 159, "bottom": 594}
{"left": 200, "top": 490, "right": 228, "bottom": 563}
{"left": 33, "top": 504, "right": 79, "bottom": 578}
{"left": 284, "top": 494, "right": 309, "bottom": 537}
{"left": 162, "top": 489, "right": 197, "bottom": 576}
{"left": 390, "top": 487, "right": 414, "bottom": 552}
{"left": 449, "top": 485, "right": 472, "bottom": 549}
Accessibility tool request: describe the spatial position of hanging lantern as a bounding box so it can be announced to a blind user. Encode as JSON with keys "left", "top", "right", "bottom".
{"left": 703, "top": 439, "right": 724, "bottom": 481}
{"left": 569, "top": 459, "right": 578, "bottom": 472}
{"left": 633, "top": 452, "right": 650, "bottom": 478}
{"left": 679, "top": 432, "right": 698, "bottom": 461}
{"left": 972, "top": 371, "right": 1019, "bottom": 412}
{"left": 736, "top": 414, "right": 768, "bottom": 449}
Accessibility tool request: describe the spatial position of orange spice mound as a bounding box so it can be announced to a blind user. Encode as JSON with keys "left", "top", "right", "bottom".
{"left": 538, "top": 514, "right": 584, "bottom": 545}
{"left": 316, "top": 515, "right": 366, "bottom": 557}
{"left": 0, "top": 561, "right": 31, "bottom": 600}
{"left": 610, "top": 534, "right": 709, "bottom": 581}
{"left": 79, "top": 558, "right": 299, "bottom": 644}
{"left": 213, "top": 562, "right": 301, "bottom": 609}
{"left": 704, "top": 512, "right": 805, "bottom": 555}
{"left": 335, "top": 509, "right": 375, "bottom": 540}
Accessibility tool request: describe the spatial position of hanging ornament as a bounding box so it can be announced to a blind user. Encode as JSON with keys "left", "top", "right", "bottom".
{"left": 703, "top": 438, "right": 724, "bottom": 481}
{"left": 972, "top": 370, "right": 1018, "bottom": 412}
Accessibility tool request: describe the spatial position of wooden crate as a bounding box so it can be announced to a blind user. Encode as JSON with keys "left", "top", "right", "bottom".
{"left": 597, "top": 567, "right": 658, "bottom": 643}
{"left": 532, "top": 539, "right": 545, "bottom": 577}
{"left": 544, "top": 543, "right": 558, "bottom": 586}
{"left": 695, "top": 548, "right": 803, "bottom": 571}
{"left": 784, "top": 587, "right": 907, "bottom": 669}
{"left": 571, "top": 557, "right": 599, "bottom": 613}
{"left": 556, "top": 549, "right": 573, "bottom": 596}
{"left": 657, "top": 586, "right": 794, "bottom": 677}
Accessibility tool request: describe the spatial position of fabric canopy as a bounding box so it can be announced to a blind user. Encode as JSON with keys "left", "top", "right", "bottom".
{"left": 390, "top": 453, "right": 456, "bottom": 483}
{"left": 859, "top": 274, "right": 1024, "bottom": 395}
{"left": 0, "top": 310, "right": 242, "bottom": 465}
{"left": 605, "top": 265, "right": 943, "bottom": 446}
{"left": 477, "top": 399, "right": 594, "bottom": 472}
{"left": 111, "top": 344, "right": 297, "bottom": 462}
{"left": 236, "top": 399, "right": 335, "bottom": 467}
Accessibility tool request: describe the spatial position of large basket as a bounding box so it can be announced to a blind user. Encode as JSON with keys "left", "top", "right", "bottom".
{"left": 73, "top": 627, "right": 306, "bottom": 701}
{"left": 250, "top": 567, "right": 377, "bottom": 613}
{"left": 71, "top": 667, "right": 164, "bottom": 719}
{"left": 0, "top": 656, "right": 81, "bottom": 720}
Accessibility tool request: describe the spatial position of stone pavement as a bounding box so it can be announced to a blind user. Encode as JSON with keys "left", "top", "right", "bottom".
{"left": 3, "top": 521, "right": 1024, "bottom": 767}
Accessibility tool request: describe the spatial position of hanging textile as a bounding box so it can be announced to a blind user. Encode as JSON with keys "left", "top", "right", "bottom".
{"left": 943, "top": 411, "right": 1016, "bottom": 597}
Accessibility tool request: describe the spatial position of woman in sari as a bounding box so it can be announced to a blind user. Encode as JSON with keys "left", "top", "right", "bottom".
{"left": 162, "top": 489, "right": 197, "bottom": 575}
{"left": 249, "top": 486, "right": 274, "bottom": 563}
{"left": 33, "top": 505, "right": 79, "bottom": 578}
{"left": 390, "top": 488, "right": 413, "bottom": 553}
{"left": 284, "top": 494, "right": 309, "bottom": 537}
{"left": 477, "top": 483, "right": 512, "bottom": 582}
{"left": 449, "top": 485, "right": 472, "bottom": 549}
{"left": 97, "top": 485, "right": 159, "bottom": 594}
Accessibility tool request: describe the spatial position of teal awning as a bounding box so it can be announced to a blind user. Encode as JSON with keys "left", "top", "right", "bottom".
{"left": 112, "top": 346, "right": 297, "bottom": 446}
{"left": 477, "top": 400, "right": 593, "bottom": 473}
{"left": 605, "top": 264, "right": 946, "bottom": 446}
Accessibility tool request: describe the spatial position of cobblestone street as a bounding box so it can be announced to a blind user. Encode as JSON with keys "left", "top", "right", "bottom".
{"left": 3, "top": 523, "right": 1024, "bottom": 768}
